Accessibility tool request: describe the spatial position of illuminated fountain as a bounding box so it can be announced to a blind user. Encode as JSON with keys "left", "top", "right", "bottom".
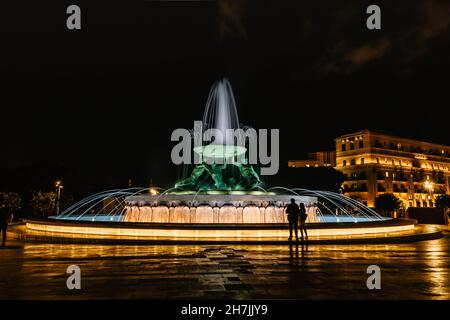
{"left": 120, "top": 78, "right": 319, "bottom": 224}
{"left": 22, "top": 78, "right": 426, "bottom": 241}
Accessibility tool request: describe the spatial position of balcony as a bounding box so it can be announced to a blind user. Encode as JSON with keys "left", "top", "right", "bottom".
{"left": 347, "top": 171, "right": 367, "bottom": 181}
{"left": 370, "top": 141, "right": 450, "bottom": 161}
{"left": 393, "top": 184, "right": 409, "bottom": 193}
{"left": 342, "top": 183, "right": 368, "bottom": 193}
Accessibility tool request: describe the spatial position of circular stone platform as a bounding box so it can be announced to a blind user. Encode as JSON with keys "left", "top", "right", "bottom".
{"left": 7, "top": 218, "right": 443, "bottom": 245}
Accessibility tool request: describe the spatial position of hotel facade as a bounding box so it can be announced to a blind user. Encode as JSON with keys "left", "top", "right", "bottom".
{"left": 289, "top": 130, "right": 450, "bottom": 208}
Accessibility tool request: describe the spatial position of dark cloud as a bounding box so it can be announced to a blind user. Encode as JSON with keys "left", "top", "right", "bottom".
{"left": 320, "top": 38, "right": 391, "bottom": 75}
{"left": 314, "top": 0, "right": 450, "bottom": 77}
{"left": 215, "top": 0, "right": 248, "bottom": 39}
{"left": 404, "top": 0, "right": 450, "bottom": 62}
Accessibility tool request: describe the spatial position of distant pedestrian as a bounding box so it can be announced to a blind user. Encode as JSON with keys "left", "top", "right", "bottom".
{"left": 0, "top": 205, "right": 10, "bottom": 247}
{"left": 285, "top": 198, "right": 300, "bottom": 241}
{"left": 299, "top": 203, "right": 308, "bottom": 241}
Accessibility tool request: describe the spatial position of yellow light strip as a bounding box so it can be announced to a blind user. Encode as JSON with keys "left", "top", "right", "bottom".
{"left": 26, "top": 222, "right": 414, "bottom": 239}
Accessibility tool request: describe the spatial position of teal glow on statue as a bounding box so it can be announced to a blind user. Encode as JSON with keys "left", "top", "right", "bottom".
{"left": 175, "top": 162, "right": 263, "bottom": 191}
{"left": 175, "top": 78, "right": 264, "bottom": 192}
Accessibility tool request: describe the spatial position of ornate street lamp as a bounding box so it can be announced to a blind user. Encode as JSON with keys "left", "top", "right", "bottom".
{"left": 55, "top": 180, "right": 63, "bottom": 215}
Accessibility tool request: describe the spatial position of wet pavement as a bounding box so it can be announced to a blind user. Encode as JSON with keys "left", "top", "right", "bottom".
{"left": 0, "top": 235, "right": 449, "bottom": 299}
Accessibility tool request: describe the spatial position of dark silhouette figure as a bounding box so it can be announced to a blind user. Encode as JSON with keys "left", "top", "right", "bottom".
{"left": 299, "top": 202, "right": 308, "bottom": 241}
{"left": 0, "top": 206, "right": 10, "bottom": 247}
{"left": 285, "top": 198, "right": 300, "bottom": 241}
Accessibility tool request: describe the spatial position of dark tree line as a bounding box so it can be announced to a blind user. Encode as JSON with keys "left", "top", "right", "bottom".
{"left": 0, "top": 162, "right": 130, "bottom": 219}
{"left": 265, "top": 166, "right": 346, "bottom": 192}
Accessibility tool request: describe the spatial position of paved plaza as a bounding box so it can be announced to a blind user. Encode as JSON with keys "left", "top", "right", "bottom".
{"left": 1, "top": 231, "right": 449, "bottom": 300}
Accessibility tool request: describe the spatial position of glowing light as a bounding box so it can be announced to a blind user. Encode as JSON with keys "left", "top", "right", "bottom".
{"left": 193, "top": 144, "right": 247, "bottom": 159}
{"left": 206, "top": 190, "right": 227, "bottom": 195}
{"left": 229, "top": 191, "right": 247, "bottom": 195}
{"left": 26, "top": 221, "right": 415, "bottom": 239}
{"left": 248, "top": 191, "right": 267, "bottom": 195}
{"left": 424, "top": 180, "right": 434, "bottom": 191}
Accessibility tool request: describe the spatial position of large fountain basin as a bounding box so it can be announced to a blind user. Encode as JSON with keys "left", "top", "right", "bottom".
{"left": 123, "top": 194, "right": 317, "bottom": 224}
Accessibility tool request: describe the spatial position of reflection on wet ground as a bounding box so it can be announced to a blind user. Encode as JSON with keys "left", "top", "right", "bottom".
{"left": 0, "top": 236, "right": 449, "bottom": 299}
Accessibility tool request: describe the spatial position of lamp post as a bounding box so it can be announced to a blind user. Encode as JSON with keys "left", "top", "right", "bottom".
{"left": 55, "top": 180, "right": 63, "bottom": 215}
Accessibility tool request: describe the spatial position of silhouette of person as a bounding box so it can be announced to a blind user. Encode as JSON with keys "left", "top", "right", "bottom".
{"left": 285, "top": 198, "right": 300, "bottom": 241}
{"left": 299, "top": 203, "right": 308, "bottom": 241}
{"left": 0, "top": 205, "right": 10, "bottom": 247}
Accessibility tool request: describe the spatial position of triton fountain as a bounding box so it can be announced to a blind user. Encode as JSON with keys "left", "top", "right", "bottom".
{"left": 22, "top": 78, "right": 425, "bottom": 242}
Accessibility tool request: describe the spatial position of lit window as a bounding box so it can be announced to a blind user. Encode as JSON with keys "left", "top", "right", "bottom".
{"left": 385, "top": 171, "right": 389, "bottom": 177}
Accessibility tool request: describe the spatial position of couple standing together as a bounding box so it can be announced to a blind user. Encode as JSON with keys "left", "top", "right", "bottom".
{"left": 285, "top": 198, "right": 308, "bottom": 242}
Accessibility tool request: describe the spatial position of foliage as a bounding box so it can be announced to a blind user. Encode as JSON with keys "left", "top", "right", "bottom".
{"left": 435, "top": 195, "right": 450, "bottom": 210}
{"left": 31, "top": 191, "right": 57, "bottom": 216}
{"left": 375, "top": 193, "right": 402, "bottom": 217}
{"left": 0, "top": 192, "right": 22, "bottom": 212}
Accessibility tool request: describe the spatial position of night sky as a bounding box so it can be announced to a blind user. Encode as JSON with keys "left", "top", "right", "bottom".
{"left": 1, "top": 0, "right": 449, "bottom": 190}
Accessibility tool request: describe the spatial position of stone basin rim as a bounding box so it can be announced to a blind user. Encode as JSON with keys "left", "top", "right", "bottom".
{"left": 25, "top": 217, "right": 413, "bottom": 230}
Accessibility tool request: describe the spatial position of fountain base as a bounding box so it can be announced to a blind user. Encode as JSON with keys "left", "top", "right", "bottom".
{"left": 123, "top": 194, "right": 318, "bottom": 224}
{"left": 19, "top": 218, "right": 438, "bottom": 245}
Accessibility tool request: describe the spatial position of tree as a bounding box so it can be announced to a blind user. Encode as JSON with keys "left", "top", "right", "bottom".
{"left": 436, "top": 195, "right": 450, "bottom": 223}
{"left": 0, "top": 192, "right": 22, "bottom": 213}
{"left": 31, "top": 192, "right": 57, "bottom": 217}
{"left": 375, "top": 193, "right": 402, "bottom": 217}
{"left": 435, "top": 195, "right": 450, "bottom": 211}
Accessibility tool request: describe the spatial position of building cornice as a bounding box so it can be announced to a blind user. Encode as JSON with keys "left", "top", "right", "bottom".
{"left": 335, "top": 129, "right": 450, "bottom": 150}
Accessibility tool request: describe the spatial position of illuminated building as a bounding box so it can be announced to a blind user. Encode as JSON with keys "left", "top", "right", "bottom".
{"left": 289, "top": 130, "right": 450, "bottom": 208}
